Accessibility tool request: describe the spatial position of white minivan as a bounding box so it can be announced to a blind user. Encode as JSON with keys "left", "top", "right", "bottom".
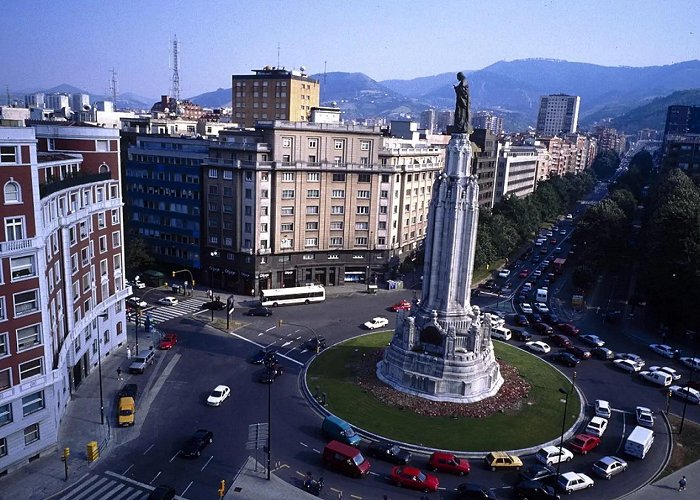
{"left": 535, "top": 288, "right": 548, "bottom": 302}
{"left": 491, "top": 326, "right": 512, "bottom": 341}
{"left": 624, "top": 426, "right": 654, "bottom": 459}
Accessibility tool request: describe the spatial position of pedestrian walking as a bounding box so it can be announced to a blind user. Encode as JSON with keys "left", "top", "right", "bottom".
{"left": 126, "top": 346, "right": 132, "bottom": 359}
{"left": 679, "top": 475, "right": 687, "bottom": 491}
{"left": 116, "top": 367, "right": 123, "bottom": 380}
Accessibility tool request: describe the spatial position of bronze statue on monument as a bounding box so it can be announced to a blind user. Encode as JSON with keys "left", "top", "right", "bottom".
{"left": 453, "top": 71, "right": 471, "bottom": 134}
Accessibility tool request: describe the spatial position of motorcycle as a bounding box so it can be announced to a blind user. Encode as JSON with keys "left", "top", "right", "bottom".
{"left": 302, "top": 475, "right": 324, "bottom": 496}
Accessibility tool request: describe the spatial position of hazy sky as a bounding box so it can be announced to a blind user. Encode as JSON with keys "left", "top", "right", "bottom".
{"left": 2, "top": 0, "right": 698, "bottom": 99}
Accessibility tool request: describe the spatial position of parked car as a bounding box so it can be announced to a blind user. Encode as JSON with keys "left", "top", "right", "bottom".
{"left": 158, "top": 296, "right": 179, "bottom": 306}
{"left": 535, "top": 446, "right": 573, "bottom": 466}
{"left": 638, "top": 370, "right": 673, "bottom": 386}
{"left": 670, "top": 385, "right": 700, "bottom": 404}
{"left": 364, "top": 317, "right": 389, "bottom": 330}
{"left": 680, "top": 357, "right": 700, "bottom": 371}
{"left": 568, "top": 434, "right": 601, "bottom": 455}
{"left": 580, "top": 334, "right": 605, "bottom": 347}
{"left": 649, "top": 343, "right": 680, "bottom": 359}
{"left": 613, "top": 359, "right": 642, "bottom": 373}
{"left": 556, "top": 323, "right": 580, "bottom": 337}
{"left": 592, "top": 347, "right": 615, "bottom": 360}
{"left": 518, "top": 463, "right": 557, "bottom": 485}
{"left": 567, "top": 346, "right": 591, "bottom": 360}
{"left": 366, "top": 441, "right": 411, "bottom": 464}
{"left": 615, "top": 352, "right": 645, "bottom": 368}
{"left": 526, "top": 341, "right": 551, "bottom": 354}
{"left": 498, "top": 269, "right": 511, "bottom": 278}
{"left": 649, "top": 366, "right": 682, "bottom": 381}
{"left": 534, "top": 302, "right": 550, "bottom": 314}
{"left": 484, "top": 451, "right": 522, "bottom": 471}
{"left": 595, "top": 399, "right": 612, "bottom": 418}
{"left": 592, "top": 456, "right": 628, "bottom": 480}
{"left": 247, "top": 305, "right": 272, "bottom": 317}
{"left": 520, "top": 303, "right": 533, "bottom": 314}
{"left": 585, "top": 416, "right": 608, "bottom": 437}
{"left": 428, "top": 451, "right": 470, "bottom": 475}
{"left": 512, "top": 329, "right": 532, "bottom": 341}
{"left": 158, "top": 332, "right": 178, "bottom": 350}
{"left": 533, "top": 322, "right": 554, "bottom": 335}
{"left": 635, "top": 406, "right": 654, "bottom": 427}
{"left": 455, "top": 482, "right": 497, "bottom": 499}
{"left": 557, "top": 472, "right": 594, "bottom": 493}
{"left": 513, "top": 480, "right": 560, "bottom": 499}
{"left": 390, "top": 466, "right": 439, "bottom": 493}
{"left": 390, "top": 300, "right": 412, "bottom": 312}
{"left": 181, "top": 429, "right": 213, "bottom": 458}
{"left": 519, "top": 269, "right": 529, "bottom": 278}
{"left": 206, "top": 385, "right": 231, "bottom": 406}
{"left": 515, "top": 314, "right": 530, "bottom": 326}
{"left": 551, "top": 352, "right": 579, "bottom": 367}
{"left": 550, "top": 334, "right": 571, "bottom": 348}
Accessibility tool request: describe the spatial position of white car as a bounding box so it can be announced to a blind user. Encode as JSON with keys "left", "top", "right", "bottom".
{"left": 613, "top": 359, "right": 641, "bottom": 373}
{"left": 206, "top": 385, "right": 231, "bottom": 406}
{"left": 586, "top": 416, "right": 608, "bottom": 437}
{"left": 670, "top": 385, "right": 700, "bottom": 404}
{"left": 526, "top": 341, "right": 551, "bottom": 354}
{"left": 486, "top": 314, "right": 506, "bottom": 329}
{"left": 158, "top": 296, "right": 179, "bottom": 306}
{"left": 126, "top": 296, "right": 147, "bottom": 309}
{"left": 520, "top": 303, "right": 533, "bottom": 314}
{"left": 595, "top": 399, "right": 612, "bottom": 418}
{"left": 649, "top": 343, "right": 679, "bottom": 359}
{"left": 580, "top": 334, "right": 605, "bottom": 347}
{"left": 592, "top": 456, "right": 628, "bottom": 480}
{"left": 680, "top": 357, "right": 700, "bottom": 371}
{"left": 536, "top": 445, "right": 574, "bottom": 466}
{"left": 615, "top": 353, "right": 645, "bottom": 368}
{"left": 635, "top": 406, "right": 654, "bottom": 427}
{"left": 364, "top": 317, "right": 389, "bottom": 330}
{"left": 498, "top": 269, "right": 511, "bottom": 278}
{"left": 557, "top": 472, "right": 594, "bottom": 493}
{"left": 649, "top": 366, "right": 682, "bottom": 381}
{"left": 522, "top": 283, "right": 533, "bottom": 293}
{"left": 128, "top": 279, "right": 146, "bottom": 289}
{"left": 534, "top": 302, "right": 549, "bottom": 314}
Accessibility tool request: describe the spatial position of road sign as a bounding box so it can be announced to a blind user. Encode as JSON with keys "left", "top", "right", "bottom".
{"left": 245, "top": 422, "right": 268, "bottom": 450}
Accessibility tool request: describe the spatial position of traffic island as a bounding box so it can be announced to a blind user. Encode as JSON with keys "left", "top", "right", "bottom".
{"left": 305, "top": 332, "right": 582, "bottom": 452}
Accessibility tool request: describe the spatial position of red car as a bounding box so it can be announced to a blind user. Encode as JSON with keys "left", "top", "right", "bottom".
{"left": 519, "top": 269, "right": 529, "bottom": 278}
{"left": 428, "top": 451, "right": 471, "bottom": 475}
{"left": 158, "top": 333, "right": 178, "bottom": 350}
{"left": 391, "top": 300, "right": 412, "bottom": 312}
{"left": 390, "top": 466, "right": 439, "bottom": 493}
{"left": 550, "top": 334, "right": 571, "bottom": 348}
{"left": 532, "top": 322, "right": 554, "bottom": 335}
{"left": 557, "top": 323, "right": 580, "bottom": 337}
{"left": 568, "top": 433, "right": 601, "bottom": 454}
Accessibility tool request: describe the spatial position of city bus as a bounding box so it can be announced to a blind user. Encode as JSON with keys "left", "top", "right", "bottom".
{"left": 260, "top": 284, "right": 326, "bottom": 307}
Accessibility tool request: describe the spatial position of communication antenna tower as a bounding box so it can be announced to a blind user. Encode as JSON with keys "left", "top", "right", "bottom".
{"left": 277, "top": 42, "right": 281, "bottom": 68}
{"left": 171, "top": 34, "right": 181, "bottom": 101}
{"left": 109, "top": 69, "right": 118, "bottom": 109}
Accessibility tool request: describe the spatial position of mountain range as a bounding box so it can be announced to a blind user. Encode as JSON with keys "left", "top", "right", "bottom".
{"left": 14, "top": 59, "right": 700, "bottom": 134}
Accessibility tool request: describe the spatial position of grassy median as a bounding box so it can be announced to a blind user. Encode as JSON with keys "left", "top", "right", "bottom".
{"left": 306, "top": 332, "right": 580, "bottom": 451}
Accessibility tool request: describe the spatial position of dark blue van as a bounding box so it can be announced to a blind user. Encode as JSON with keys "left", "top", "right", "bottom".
{"left": 322, "top": 415, "right": 361, "bottom": 446}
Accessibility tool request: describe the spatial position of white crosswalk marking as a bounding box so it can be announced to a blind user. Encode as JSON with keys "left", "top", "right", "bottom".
{"left": 139, "top": 297, "right": 208, "bottom": 325}
{"left": 55, "top": 472, "right": 152, "bottom": 500}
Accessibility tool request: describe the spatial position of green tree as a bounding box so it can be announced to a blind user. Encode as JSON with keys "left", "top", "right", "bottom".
{"left": 590, "top": 151, "right": 620, "bottom": 180}
{"left": 124, "top": 232, "right": 154, "bottom": 277}
{"left": 573, "top": 199, "right": 630, "bottom": 268}
{"left": 609, "top": 189, "right": 637, "bottom": 221}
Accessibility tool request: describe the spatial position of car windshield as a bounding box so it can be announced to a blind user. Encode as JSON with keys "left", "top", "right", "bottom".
{"left": 341, "top": 428, "right": 356, "bottom": 437}
{"left": 211, "top": 390, "right": 222, "bottom": 398}
{"left": 119, "top": 409, "right": 132, "bottom": 416}
{"left": 416, "top": 472, "right": 426, "bottom": 482}
{"left": 352, "top": 453, "right": 365, "bottom": 466}
{"left": 389, "top": 445, "right": 400, "bottom": 454}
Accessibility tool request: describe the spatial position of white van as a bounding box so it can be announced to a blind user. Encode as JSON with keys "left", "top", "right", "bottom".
{"left": 536, "top": 288, "right": 548, "bottom": 302}
{"left": 624, "top": 425, "right": 654, "bottom": 459}
{"left": 491, "top": 326, "right": 512, "bottom": 341}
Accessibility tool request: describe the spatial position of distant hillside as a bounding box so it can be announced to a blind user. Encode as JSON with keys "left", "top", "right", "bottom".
{"left": 608, "top": 88, "right": 700, "bottom": 133}
{"left": 188, "top": 87, "right": 231, "bottom": 108}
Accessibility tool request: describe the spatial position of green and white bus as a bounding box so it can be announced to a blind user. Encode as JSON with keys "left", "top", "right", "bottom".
{"left": 260, "top": 284, "right": 326, "bottom": 307}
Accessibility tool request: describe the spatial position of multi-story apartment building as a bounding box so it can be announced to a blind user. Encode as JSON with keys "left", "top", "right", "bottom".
{"left": 470, "top": 128, "right": 500, "bottom": 208}
{"left": 662, "top": 134, "right": 700, "bottom": 182}
{"left": 594, "top": 126, "right": 625, "bottom": 154}
{"left": 663, "top": 105, "right": 700, "bottom": 137}
{"left": 0, "top": 121, "right": 128, "bottom": 474}
{"left": 203, "top": 120, "right": 444, "bottom": 293}
{"left": 420, "top": 109, "right": 437, "bottom": 134}
{"left": 495, "top": 142, "right": 538, "bottom": 203}
{"left": 536, "top": 94, "right": 580, "bottom": 136}
{"left": 44, "top": 94, "right": 70, "bottom": 112}
{"left": 473, "top": 111, "right": 504, "bottom": 135}
{"left": 231, "top": 67, "right": 320, "bottom": 128}
{"left": 124, "top": 137, "right": 209, "bottom": 271}
{"left": 24, "top": 93, "right": 45, "bottom": 109}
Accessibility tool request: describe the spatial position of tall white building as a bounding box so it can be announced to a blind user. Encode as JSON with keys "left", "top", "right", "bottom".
{"left": 536, "top": 94, "right": 580, "bottom": 136}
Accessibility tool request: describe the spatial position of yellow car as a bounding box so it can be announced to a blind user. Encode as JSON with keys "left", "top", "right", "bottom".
{"left": 485, "top": 451, "right": 523, "bottom": 471}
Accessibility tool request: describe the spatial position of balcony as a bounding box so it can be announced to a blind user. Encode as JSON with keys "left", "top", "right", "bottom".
{"left": 0, "top": 237, "right": 41, "bottom": 254}
{"left": 40, "top": 171, "right": 112, "bottom": 198}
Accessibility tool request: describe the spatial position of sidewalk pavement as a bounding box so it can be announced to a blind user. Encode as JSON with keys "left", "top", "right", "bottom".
{"left": 622, "top": 461, "right": 700, "bottom": 499}
{"left": 226, "top": 457, "right": 317, "bottom": 500}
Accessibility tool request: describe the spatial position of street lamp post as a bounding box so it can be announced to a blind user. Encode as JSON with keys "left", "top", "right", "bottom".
{"left": 556, "top": 371, "right": 577, "bottom": 482}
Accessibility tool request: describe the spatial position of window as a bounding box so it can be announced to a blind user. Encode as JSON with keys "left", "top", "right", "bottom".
{"left": 71, "top": 254, "right": 79, "bottom": 274}
{"left": 307, "top": 172, "right": 320, "bottom": 181}
{"left": 100, "top": 259, "right": 108, "bottom": 276}
{"left": 261, "top": 189, "right": 269, "bottom": 199}
{"left": 208, "top": 168, "right": 218, "bottom": 179}
{"left": 306, "top": 189, "right": 320, "bottom": 198}
{"left": 357, "top": 190, "right": 370, "bottom": 199}
{"left": 334, "top": 140, "right": 344, "bottom": 150}
{"left": 358, "top": 174, "right": 371, "bottom": 182}
{"left": 99, "top": 235, "right": 107, "bottom": 253}
{"left": 10, "top": 255, "right": 36, "bottom": 280}
{"left": 0, "top": 145, "right": 17, "bottom": 163}
{"left": 14, "top": 291, "right": 39, "bottom": 316}
{"left": 331, "top": 190, "right": 345, "bottom": 198}
{"left": 328, "top": 254, "right": 339, "bottom": 260}
{"left": 111, "top": 209, "right": 119, "bottom": 224}
{"left": 381, "top": 190, "right": 388, "bottom": 198}
{"left": 0, "top": 401, "right": 11, "bottom": 428}
{"left": 22, "top": 391, "right": 45, "bottom": 416}
{"left": 0, "top": 368, "right": 10, "bottom": 391}
{"left": 96, "top": 140, "right": 110, "bottom": 152}
{"left": 282, "top": 172, "right": 295, "bottom": 182}
{"left": 303, "top": 254, "right": 314, "bottom": 260}
{"left": 305, "top": 238, "right": 318, "bottom": 247}
{"left": 355, "top": 237, "right": 368, "bottom": 245}
{"left": 4, "top": 181, "right": 21, "bottom": 203}
{"left": 244, "top": 223, "right": 252, "bottom": 233}
{"left": 330, "top": 237, "right": 343, "bottom": 245}
{"left": 112, "top": 232, "right": 121, "bottom": 248}
{"left": 0, "top": 332, "right": 7, "bottom": 357}
{"left": 332, "top": 173, "right": 345, "bottom": 182}
{"left": 24, "top": 423, "right": 40, "bottom": 445}
{"left": 306, "top": 206, "right": 319, "bottom": 215}
{"left": 281, "top": 206, "right": 294, "bottom": 215}
{"left": 308, "top": 138, "right": 318, "bottom": 148}
{"left": 331, "top": 205, "right": 344, "bottom": 215}
{"left": 378, "top": 236, "right": 386, "bottom": 245}
{"left": 223, "top": 170, "right": 233, "bottom": 180}
{"left": 380, "top": 206, "right": 388, "bottom": 214}
{"left": 360, "top": 140, "right": 370, "bottom": 151}
{"left": 330, "top": 221, "right": 344, "bottom": 230}
{"left": 282, "top": 137, "right": 292, "bottom": 148}
{"left": 282, "top": 190, "right": 295, "bottom": 199}
{"left": 19, "top": 358, "right": 43, "bottom": 380}
{"left": 356, "top": 206, "right": 369, "bottom": 215}
{"left": 97, "top": 212, "right": 105, "bottom": 228}
{"left": 5, "top": 217, "right": 24, "bottom": 240}
{"left": 355, "top": 222, "right": 369, "bottom": 230}
{"left": 306, "top": 222, "right": 318, "bottom": 230}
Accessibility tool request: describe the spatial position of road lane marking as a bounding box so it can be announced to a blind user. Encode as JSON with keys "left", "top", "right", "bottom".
{"left": 258, "top": 332, "right": 264, "bottom": 336}
{"left": 149, "top": 471, "right": 161, "bottom": 484}
{"left": 170, "top": 451, "right": 180, "bottom": 462}
{"left": 201, "top": 455, "right": 214, "bottom": 471}
{"left": 282, "top": 341, "right": 292, "bottom": 347}
{"left": 122, "top": 464, "right": 134, "bottom": 475}
{"left": 226, "top": 331, "right": 304, "bottom": 366}
{"left": 143, "top": 444, "right": 155, "bottom": 455}
{"left": 181, "top": 481, "right": 194, "bottom": 497}
{"left": 299, "top": 442, "right": 309, "bottom": 448}
{"left": 265, "top": 326, "right": 276, "bottom": 332}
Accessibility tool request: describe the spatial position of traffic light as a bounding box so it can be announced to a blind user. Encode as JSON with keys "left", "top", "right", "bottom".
{"left": 62, "top": 447, "right": 70, "bottom": 461}
{"left": 172, "top": 271, "right": 176, "bottom": 277}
